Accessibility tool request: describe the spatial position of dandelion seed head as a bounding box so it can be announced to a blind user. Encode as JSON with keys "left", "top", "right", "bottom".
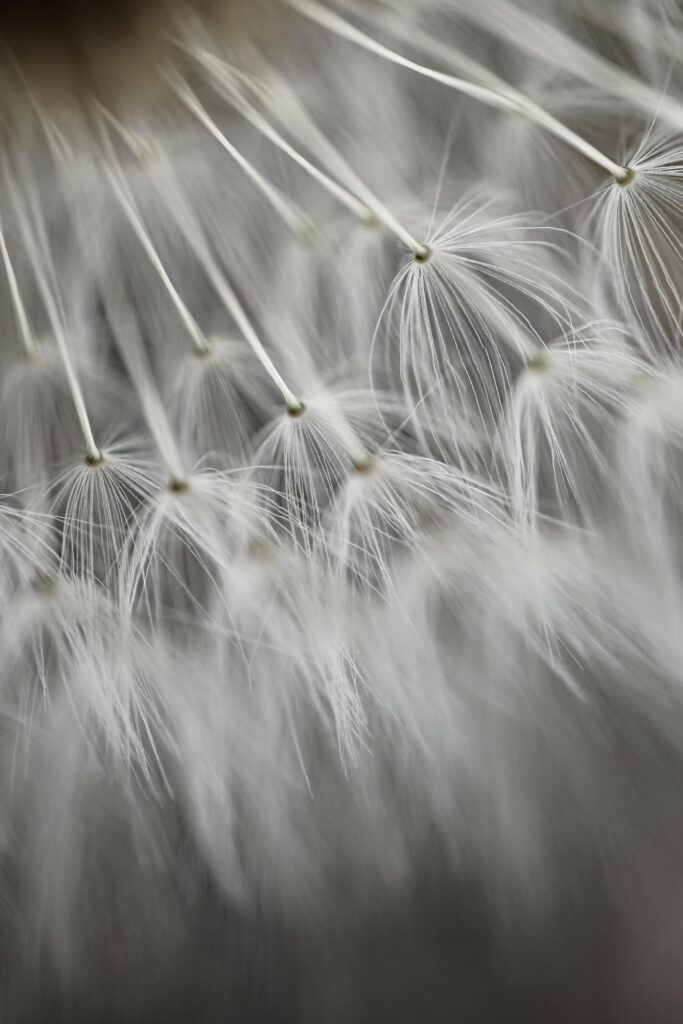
{"left": 3, "top": 0, "right": 683, "bottom": 1014}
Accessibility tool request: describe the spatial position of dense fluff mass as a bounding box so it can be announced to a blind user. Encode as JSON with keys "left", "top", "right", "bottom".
{"left": 2, "top": 0, "right": 683, "bottom": 1021}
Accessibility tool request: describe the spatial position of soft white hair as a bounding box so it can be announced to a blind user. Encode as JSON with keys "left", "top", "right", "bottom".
{"left": 1, "top": 1, "right": 683, "bottom": 1020}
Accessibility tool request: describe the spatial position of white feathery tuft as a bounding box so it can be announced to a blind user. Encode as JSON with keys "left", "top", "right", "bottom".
{"left": 2, "top": 1, "right": 683, "bottom": 1020}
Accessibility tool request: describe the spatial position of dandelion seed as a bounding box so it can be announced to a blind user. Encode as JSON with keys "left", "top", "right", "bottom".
{"left": 169, "top": 335, "right": 278, "bottom": 463}
{"left": 51, "top": 439, "right": 160, "bottom": 583}
{"left": 2, "top": 0, "right": 683, "bottom": 1013}
{"left": 253, "top": 380, "right": 382, "bottom": 537}
{"left": 378, "top": 193, "right": 578, "bottom": 442}
{"left": 325, "top": 451, "right": 505, "bottom": 592}
{"left": 500, "top": 326, "right": 645, "bottom": 525}
{"left": 596, "top": 134, "right": 683, "bottom": 354}
{"left": 120, "top": 466, "right": 280, "bottom": 633}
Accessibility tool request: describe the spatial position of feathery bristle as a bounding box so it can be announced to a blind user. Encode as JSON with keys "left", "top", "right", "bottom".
{"left": 3, "top": 1, "right": 683, "bottom": 1021}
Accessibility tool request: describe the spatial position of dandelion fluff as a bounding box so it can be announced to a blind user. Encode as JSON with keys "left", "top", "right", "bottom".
{"left": 2, "top": 0, "right": 683, "bottom": 1019}
{"left": 596, "top": 134, "right": 683, "bottom": 354}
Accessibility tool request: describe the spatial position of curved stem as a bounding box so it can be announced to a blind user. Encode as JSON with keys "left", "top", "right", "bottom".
{"left": 284, "top": 0, "right": 631, "bottom": 183}
{"left": 190, "top": 49, "right": 374, "bottom": 222}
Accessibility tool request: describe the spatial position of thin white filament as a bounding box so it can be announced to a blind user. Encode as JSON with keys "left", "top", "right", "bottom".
{"left": 99, "top": 279, "right": 188, "bottom": 485}
{"left": 94, "top": 101, "right": 157, "bottom": 164}
{"left": 4, "top": 166, "right": 101, "bottom": 462}
{"left": 151, "top": 166, "right": 305, "bottom": 413}
{"left": 96, "top": 116, "right": 211, "bottom": 357}
{"left": 189, "top": 49, "right": 374, "bottom": 223}
{"left": 170, "top": 76, "right": 314, "bottom": 238}
{"left": 446, "top": 0, "right": 683, "bottom": 133}
{"left": 285, "top": 0, "right": 631, "bottom": 183}
{"left": 245, "top": 60, "right": 432, "bottom": 257}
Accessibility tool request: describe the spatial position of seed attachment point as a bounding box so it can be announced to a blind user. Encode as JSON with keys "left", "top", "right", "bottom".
{"left": 287, "top": 401, "right": 307, "bottom": 418}
{"left": 169, "top": 478, "right": 191, "bottom": 494}
{"left": 352, "top": 457, "right": 376, "bottom": 476}
{"left": 413, "top": 245, "right": 432, "bottom": 264}
{"left": 616, "top": 167, "right": 636, "bottom": 188}
{"left": 32, "top": 573, "right": 58, "bottom": 598}
{"left": 526, "top": 352, "right": 550, "bottom": 373}
{"left": 193, "top": 340, "right": 213, "bottom": 360}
